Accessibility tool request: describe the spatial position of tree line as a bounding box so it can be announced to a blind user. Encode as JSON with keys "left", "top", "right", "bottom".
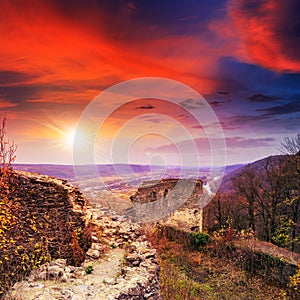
{"left": 205, "top": 134, "right": 300, "bottom": 252}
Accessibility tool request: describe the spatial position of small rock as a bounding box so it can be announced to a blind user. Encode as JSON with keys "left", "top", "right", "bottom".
{"left": 49, "top": 259, "right": 66, "bottom": 269}
{"left": 91, "top": 235, "right": 99, "bottom": 242}
{"left": 91, "top": 243, "right": 105, "bottom": 251}
{"left": 60, "top": 273, "right": 68, "bottom": 282}
{"left": 103, "top": 278, "right": 116, "bottom": 285}
{"left": 86, "top": 248, "right": 101, "bottom": 259}
{"left": 48, "top": 266, "right": 65, "bottom": 280}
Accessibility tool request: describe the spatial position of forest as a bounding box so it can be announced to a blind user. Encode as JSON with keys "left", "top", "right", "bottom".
{"left": 205, "top": 134, "right": 300, "bottom": 253}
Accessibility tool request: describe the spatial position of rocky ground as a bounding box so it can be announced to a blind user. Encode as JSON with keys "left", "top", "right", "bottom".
{"left": 5, "top": 208, "right": 161, "bottom": 300}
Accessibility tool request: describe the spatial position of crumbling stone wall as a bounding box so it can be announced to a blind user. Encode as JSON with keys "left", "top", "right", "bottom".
{"left": 131, "top": 178, "right": 202, "bottom": 207}
{"left": 0, "top": 170, "right": 90, "bottom": 297}
{"left": 129, "top": 178, "right": 203, "bottom": 230}
{"left": 2, "top": 171, "right": 162, "bottom": 299}
{"left": 6, "top": 171, "right": 89, "bottom": 263}
{"left": 6, "top": 208, "right": 161, "bottom": 300}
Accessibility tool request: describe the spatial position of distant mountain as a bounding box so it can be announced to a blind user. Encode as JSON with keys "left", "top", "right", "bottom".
{"left": 13, "top": 163, "right": 246, "bottom": 182}
{"left": 219, "top": 155, "right": 293, "bottom": 193}
{"left": 12, "top": 163, "right": 168, "bottom": 180}
{"left": 13, "top": 164, "right": 76, "bottom": 179}
{"left": 224, "top": 163, "right": 245, "bottom": 175}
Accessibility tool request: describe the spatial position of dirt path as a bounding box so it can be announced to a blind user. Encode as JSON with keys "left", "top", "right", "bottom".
{"left": 8, "top": 248, "right": 125, "bottom": 300}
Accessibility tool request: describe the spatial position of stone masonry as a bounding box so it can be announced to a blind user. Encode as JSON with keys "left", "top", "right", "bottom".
{"left": 5, "top": 171, "right": 88, "bottom": 263}
{"left": 128, "top": 178, "right": 203, "bottom": 231}
{"left": 2, "top": 171, "right": 161, "bottom": 299}
{"left": 7, "top": 209, "right": 161, "bottom": 299}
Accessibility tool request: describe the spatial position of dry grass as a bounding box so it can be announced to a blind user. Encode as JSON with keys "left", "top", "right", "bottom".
{"left": 144, "top": 225, "right": 289, "bottom": 300}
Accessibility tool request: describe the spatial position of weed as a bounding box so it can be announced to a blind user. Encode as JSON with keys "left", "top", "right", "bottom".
{"left": 189, "top": 232, "right": 209, "bottom": 250}
{"left": 85, "top": 265, "right": 94, "bottom": 274}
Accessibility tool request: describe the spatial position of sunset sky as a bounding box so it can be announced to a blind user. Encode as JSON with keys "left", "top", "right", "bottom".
{"left": 1, "top": 0, "right": 299, "bottom": 166}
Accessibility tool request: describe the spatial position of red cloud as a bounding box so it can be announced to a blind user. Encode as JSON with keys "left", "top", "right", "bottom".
{"left": 227, "top": 0, "right": 300, "bottom": 72}
{"left": 1, "top": 0, "right": 227, "bottom": 154}
{"left": 0, "top": 0, "right": 234, "bottom": 105}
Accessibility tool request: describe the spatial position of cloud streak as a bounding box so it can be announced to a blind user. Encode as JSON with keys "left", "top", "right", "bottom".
{"left": 256, "top": 100, "right": 300, "bottom": 116}
{"left": 227, "top": 0, "right": 300, "bottom": 72}
{"left": 247, "top": 94, "right": 281, "bottom": 103}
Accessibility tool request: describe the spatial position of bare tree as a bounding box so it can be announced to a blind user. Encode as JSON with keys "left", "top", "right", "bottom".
{"left": 0, "top": 116, "right": 17, "bottom": 171}
{"left": 280, "top": 133, "right": 300, "bottom": 156}
{"left": 233, "top": 166, "right": 258, "bottom": 232}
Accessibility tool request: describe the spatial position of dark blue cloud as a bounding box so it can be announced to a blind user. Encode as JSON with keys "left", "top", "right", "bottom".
{"left": 256, "top": 100, "right": 300, "bottom": 116}
{"left": 247, "top": 94, "right": 281, "bottom": 103}
{"left": 0, "top": 71, "right": 38, "bottom": 85}
{"left": 0, "top": 85, "right": 40, "bottom": 104}
{"left": 52, "top": 0, "right": 227, "bottom": 38}
{"left": 0, "top": 82, "right": 86, "bottom": 108}
{"left": 217, "top": 57, "right": 300, "bottom": 99}
{"left": 131, "top": 0, "right": 226, "bottom": 35}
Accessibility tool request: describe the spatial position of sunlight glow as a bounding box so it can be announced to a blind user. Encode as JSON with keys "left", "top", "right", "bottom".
{"left": 40, "top": 121, "right": 81, "bottom": 149}
{"left": 62, "top": 128, "right": 76, "bottom": 147}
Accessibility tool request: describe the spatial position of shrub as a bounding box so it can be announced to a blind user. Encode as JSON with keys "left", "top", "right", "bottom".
{"left": 290, "top": 261, "right": 300, "bottom": 295}
{"left": 189, "top": 232, "right": 209, "bottom": 250}
{"left": 85, "top": 265, "right": 94, "bottom": 274}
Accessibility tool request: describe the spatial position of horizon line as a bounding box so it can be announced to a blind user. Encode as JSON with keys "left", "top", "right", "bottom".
{"left": 12, "top": 162, "right": 245, "bottom": 168}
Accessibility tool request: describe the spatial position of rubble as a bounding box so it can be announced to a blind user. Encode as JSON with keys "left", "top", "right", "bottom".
{"left": 6, "top": 192, "right": 161, "bottom": 299}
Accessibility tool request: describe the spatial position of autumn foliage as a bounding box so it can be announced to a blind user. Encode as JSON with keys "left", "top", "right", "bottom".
{"left": 0, "top": 117, "right": 87, "bottom": 297}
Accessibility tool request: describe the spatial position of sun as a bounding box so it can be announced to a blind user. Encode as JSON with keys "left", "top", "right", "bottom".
{"left": 40, "top": 121, "right": 79, "bottom": 148}
{"left": 62, "top": 127, "right": 88, "bottom": 148}
{"left": 62, "top": 126, "right": 90, "bottom": 150}
{"left": 40, "top": 120, "right": 90, "bottom": 152}
{"left": 62, "top": 128, "right": 76, "bottom": 147}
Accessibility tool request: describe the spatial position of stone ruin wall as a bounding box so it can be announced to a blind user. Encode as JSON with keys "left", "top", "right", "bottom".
{"left": 7, "top": 209, "right": 161, "bottom": 300}
{"left": 2, "top": 171, "right": 161, "bottom": 299}
{"left": 129, "top": 178, "right": 204, "bottom": 231}
{"left": 8, "top": 171, "right": 89, "bottom": 263}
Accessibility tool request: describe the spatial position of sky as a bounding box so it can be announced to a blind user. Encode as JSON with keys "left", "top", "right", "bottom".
{"left": 0, "top": 0, "right": 299, "bottom": 166}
